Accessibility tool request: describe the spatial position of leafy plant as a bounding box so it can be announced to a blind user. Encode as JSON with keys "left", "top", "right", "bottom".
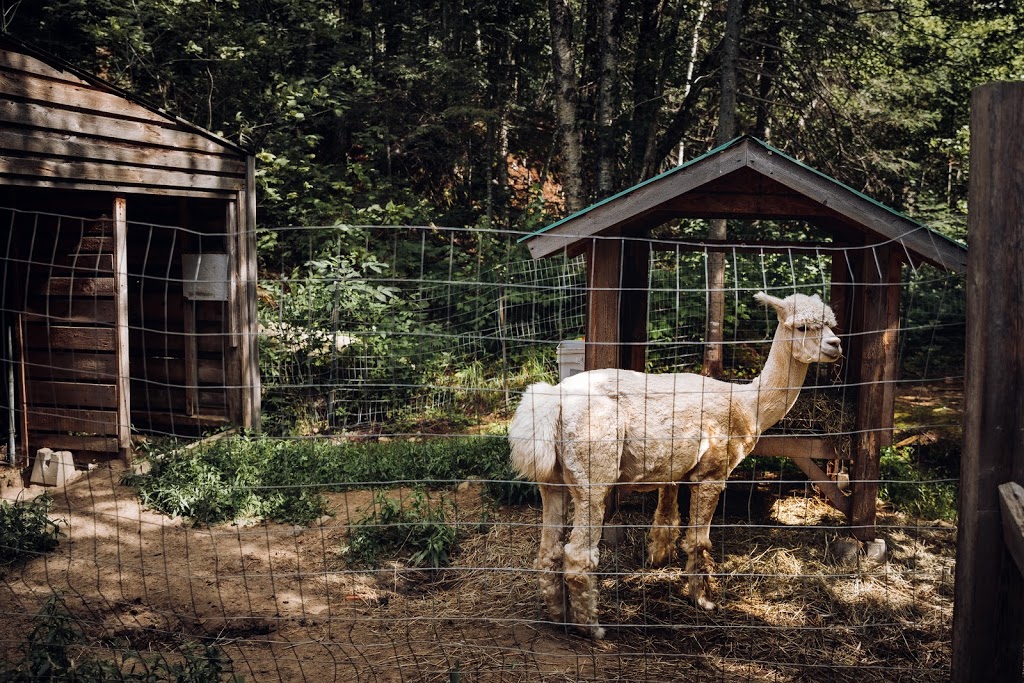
{"left": 0, "top": 593, "right": 243, "bottom": 682}
{"left": 123, "top": 431, "right": 526, "bottom": 526}
{"left": 344, "top": 488, "right": 459, "bottom": 569}
{"left": 879, "top": 445, "right": 958, "bottom": 521}
{"left": 0, "top": 495, "right": 62, "bottom": 569}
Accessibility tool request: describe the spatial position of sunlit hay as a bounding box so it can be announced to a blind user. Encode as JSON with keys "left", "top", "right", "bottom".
{"left": 770, "top": 494, "right": 846, "bottom": 527}
{"left": 341, "top": 484, "right": 953, "bottom": 681}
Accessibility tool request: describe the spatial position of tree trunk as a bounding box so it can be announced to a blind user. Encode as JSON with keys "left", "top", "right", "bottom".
{"left": 595, "top": 0, "right": 621, "bottom": 196}
{"left": 548, "top": 0, "right": 585, "bottom": 212}
{"left": 703, "top": 0, "right": 743, "bottom": 377}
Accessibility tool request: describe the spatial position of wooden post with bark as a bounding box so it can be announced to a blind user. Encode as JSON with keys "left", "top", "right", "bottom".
{"left": 951, "top": 81, "right": 1024, "bottom": 682}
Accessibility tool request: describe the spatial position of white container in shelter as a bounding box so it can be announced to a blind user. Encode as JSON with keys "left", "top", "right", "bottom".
{"left": 556, "top": 340, "right": 585, "bottom": 381}
{"left": 183, "top": 253, "right": 230, "bottom": 301}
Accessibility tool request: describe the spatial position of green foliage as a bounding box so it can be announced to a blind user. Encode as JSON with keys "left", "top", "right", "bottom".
{"left": 0, "top": 593, "right": 242, "bottom": 682}
{"left": 343, "top": 488, "right": 458, "bottom": 569}
{"left": 0, "top": 496, "right": 62, "bottom": 569}
{"left": 122, "top": 437, "right": 331, "bottom": 526}
{"left": 879, "top": 445, "right": 958, "bottom": 521}
{"left": 122, "top": 432, "right": 525, "bottom": 526}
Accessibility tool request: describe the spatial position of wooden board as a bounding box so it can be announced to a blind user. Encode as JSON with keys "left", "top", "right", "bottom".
{"left": 22, "top": 351, "right": 117, "bottom": 381}
{"left": 999, "top": 482, "right": 1024, "bottom": 580}
{"left": 25, "top": 406, "right": 119, "bottom": 435}
{"left": 26, "top": 325, "right": 116, "bottom": 351}
{"left": 26, "top": 380, "right": 117, "bottom": 409}
{"left": 24, "top": 299, "right": 117, "bottom": 324}
{"left": 28, "top": 434, "right": 120, "bottom": 454}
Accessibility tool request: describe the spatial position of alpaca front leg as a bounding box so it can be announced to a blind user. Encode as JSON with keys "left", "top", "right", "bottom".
{"left": 648, "top": 484, "right": 681, "bottom": 567}
{"left": 563, "top": 486, "right": 609, "bottom": 639}
{"left": 535, "top": 484, "right": 568, "bottom": 623}
{"left": 683, "top": 481, "right": 725, "bottom": 611}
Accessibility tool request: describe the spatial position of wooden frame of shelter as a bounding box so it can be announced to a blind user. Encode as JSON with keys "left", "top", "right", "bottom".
{"left": 0, "top": 37, "right": 260, "bottom": 465}
{"left": 520, "top": 136, "right": 967, "bottom": 540}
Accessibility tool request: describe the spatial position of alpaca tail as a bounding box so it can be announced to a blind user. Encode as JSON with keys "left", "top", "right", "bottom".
{"left": 508, "top": 382, "right": 561, "bottom": 484}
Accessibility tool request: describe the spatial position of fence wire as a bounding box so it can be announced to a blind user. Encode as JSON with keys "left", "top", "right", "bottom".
{"left": 0, "top": 215, "right": 963, "bottom": 681}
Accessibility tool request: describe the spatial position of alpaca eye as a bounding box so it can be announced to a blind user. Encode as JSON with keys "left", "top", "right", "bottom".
{"left": 796, "top": 325, "right": 807, "bottom": 333}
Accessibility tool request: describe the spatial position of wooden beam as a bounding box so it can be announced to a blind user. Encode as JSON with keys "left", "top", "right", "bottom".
{"left": 585, "top": 237, "right": 622, "bottom": 371}
{"left": 647, "top": 238, "right": 846, "bottom": 254}
{"left": 951, "top": 81, "right": 1024, "bottom": 683}
{"left": 619, "top": 239, "right": 649, "bottom": 372}
{"left": 850, "top": 244, "right": 901, "bottom": 541}
{"left": 241, "top": 166, "right": 261, "bottom": 430}
{"left": 114, "top": 195, "right": 132, "bottom": 463}
{"left": 749, "top": 435, "right": 851, "bottom": 517}
{"left": 999, "top": 482, "right": 1024, "bottom": 579}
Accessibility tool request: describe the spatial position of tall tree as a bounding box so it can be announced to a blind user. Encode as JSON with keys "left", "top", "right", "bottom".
{"left": 548, "top": 0, "right": 586, "bottom": 212}
{"left": 703, "top": 0, "right": 743, "bottom": 377}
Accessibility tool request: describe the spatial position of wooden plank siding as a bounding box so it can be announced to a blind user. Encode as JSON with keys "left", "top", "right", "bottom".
{"left": 0, "top": 44, "right": 247, "bottom": 198}
{"left": 22, "top": 212, "right": 122, "bottom": 451}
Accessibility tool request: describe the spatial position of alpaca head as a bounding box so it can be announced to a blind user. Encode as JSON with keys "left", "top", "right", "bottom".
{"left": 754, "top": 291, "right": 842, "bottom": 364}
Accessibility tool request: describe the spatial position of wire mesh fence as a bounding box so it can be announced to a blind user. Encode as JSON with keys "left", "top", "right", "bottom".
{"left": 0, "top": 214, "right": 963, "bottom": 681}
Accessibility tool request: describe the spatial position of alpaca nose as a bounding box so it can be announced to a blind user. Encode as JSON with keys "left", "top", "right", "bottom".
{"left": 825, "top": 335, "right": 842, "bottom": 353}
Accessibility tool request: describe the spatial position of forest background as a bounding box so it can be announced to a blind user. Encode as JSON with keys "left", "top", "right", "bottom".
{"left": 6, "top": 0, "right": 1021, "bottom": 241}
{"left": 1, "top": 0, "right": 1020, "bottom": 434}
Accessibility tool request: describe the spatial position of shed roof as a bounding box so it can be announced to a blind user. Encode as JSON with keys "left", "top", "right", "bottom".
{"left": 522, "top": 136, "right": 967, "bottom": 272}
{"left": 0, "top": 35, "right": 251, "bottom": 198}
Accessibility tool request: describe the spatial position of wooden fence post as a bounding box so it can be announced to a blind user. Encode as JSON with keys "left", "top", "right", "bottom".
{"left": 951, "top": 81, "right": 1024, "bottom": 682}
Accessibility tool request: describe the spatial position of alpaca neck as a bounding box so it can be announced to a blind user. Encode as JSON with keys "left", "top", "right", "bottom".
{"left": 748, "top": 326, "right": 810, "bottom": 432}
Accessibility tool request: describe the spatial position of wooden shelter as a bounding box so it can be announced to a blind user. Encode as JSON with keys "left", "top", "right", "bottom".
{"left": 0, "top": 37, "right": 259, "bottom": 464}
{"left": 521, "top": 136, "right": 967, "bottom": 540}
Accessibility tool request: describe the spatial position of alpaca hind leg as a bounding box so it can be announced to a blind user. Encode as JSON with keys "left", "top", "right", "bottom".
{"left": 683, "top": 481, "right": 725, "bottom": 611}
{"left": 563, "top": 484, "right": 610, "bottom": 639}
{"left": 535, "top": 484, "right": 568, "bottom": 623}
{"left": 647, "top": 484, "right": 681, "bottom": 567}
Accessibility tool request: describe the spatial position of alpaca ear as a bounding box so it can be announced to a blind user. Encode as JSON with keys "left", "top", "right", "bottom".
{"left": 754, "top": 291, "right": 786, "bottom": 320}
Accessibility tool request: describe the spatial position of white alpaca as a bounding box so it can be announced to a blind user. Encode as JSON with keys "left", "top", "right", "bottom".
{"left": 508, "top": 291, "right": 842, "bottom": 638}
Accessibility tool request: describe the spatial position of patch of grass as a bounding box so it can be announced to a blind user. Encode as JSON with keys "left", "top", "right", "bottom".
{"left": 0, "top": 593, "right": 243, "bottom": 682}
{"left": 122, "top": 430, "right": 532, "bottom": 526}
{"left": 343, "top": 488, "right": 459, "bottom": 568}
{"left": 880, "top": 445, "right": 958, "bottom": 521}
{"left": 0, "top": 495, "right": 62, "bottom": 570}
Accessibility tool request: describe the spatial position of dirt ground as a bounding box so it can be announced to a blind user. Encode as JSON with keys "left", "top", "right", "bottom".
{"left": 0, "top": 457, "right": 956, "bottom": 682}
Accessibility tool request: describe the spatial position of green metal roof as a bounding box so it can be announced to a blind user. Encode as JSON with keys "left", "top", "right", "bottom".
{"left": 518, "top": 135, "right": 967, "bottom": 272}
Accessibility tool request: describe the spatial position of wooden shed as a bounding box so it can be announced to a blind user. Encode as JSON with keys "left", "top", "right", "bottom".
{"left": 521, "top": 135, "right": 968, "bottom": 540}
{"left": 0, "top": 37, "right": 259, "bottom": 464}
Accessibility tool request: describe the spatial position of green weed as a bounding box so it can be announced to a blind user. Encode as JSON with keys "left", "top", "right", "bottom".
{"left": 122, "top": 431, "right": 530, "bottom": 526}
{"left": 343, "top": 488, "right": 459, "bottom": 568}
{"left": 0, "top": 593, "right": 243, "bottom": 682}
{"left": 880, "top": 445, "right": 958, "bottom": 521}
{"left": 0, "top": 495, "right": 62, "bottom": 570}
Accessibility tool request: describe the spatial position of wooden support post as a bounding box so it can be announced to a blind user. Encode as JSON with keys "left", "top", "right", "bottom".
{"left": 850, "top": 243, "right": 901, "bottom": 541}
{"left": 113, "top": 195, "right": 131, "bottom": 464}
{"left": 242, "top": 157, "right": 261, "bottom": 431}
{"left": 585, "top": 237, "right": 622, "bottom": 371}
{"left": 619, "top": 239, "right": 649, "bottom": 372}
{"left": 585, "top": 236, "right": 649, "bottom": 373}
{"left": 951, "top": 81, "right": 1024, "bottom": 683}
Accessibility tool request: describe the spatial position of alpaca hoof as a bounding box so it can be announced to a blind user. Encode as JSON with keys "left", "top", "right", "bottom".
{"left": 647, "top": 548, "right": 674, "bottom": 568}
{"left": 568, "top": 623, "right": 606, "bottom": 640}
{"left": 696, "top": 596, "right": 717, "bottom": 611}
